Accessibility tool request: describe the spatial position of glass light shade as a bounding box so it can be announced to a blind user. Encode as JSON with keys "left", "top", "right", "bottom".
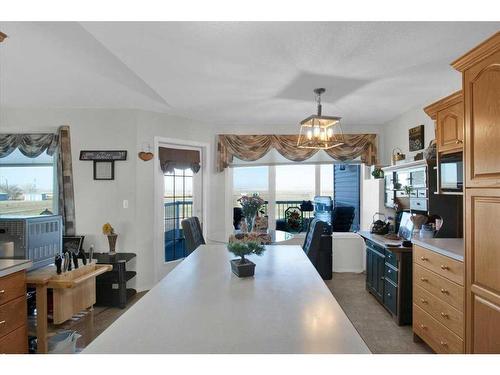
{"left": 297, "top": 115, "right": 344, "bottom": 149}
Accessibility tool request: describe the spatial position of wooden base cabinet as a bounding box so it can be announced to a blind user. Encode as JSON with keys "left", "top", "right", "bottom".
{"left": 465, "top": 189, "right": 500, "bottom": 353}
{"left": 412, "top": 245, "right": 464, "bottom": 353}
{"left": 0, "top": 271, "right": 28, "bottom": 354}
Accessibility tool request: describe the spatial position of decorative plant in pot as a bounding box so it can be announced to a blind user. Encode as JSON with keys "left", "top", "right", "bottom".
{"left": 237, "top": 193, "right": 265, "bottom": 233}
{"left": 102, "top": 222, "right": 117, "bottom": 254}
{"left": 227, "top": 239, "right": 265, "bottom": 278}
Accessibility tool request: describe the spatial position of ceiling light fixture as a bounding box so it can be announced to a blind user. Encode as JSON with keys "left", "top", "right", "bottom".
{"left": 297, "top": 88, "right": 344, "bottom": 150}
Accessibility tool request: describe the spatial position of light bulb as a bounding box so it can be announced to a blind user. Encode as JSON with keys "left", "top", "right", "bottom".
{"left": 326, "top": 127, "right": 333, "bottom": 138}
{"left": 306, "top": 129, "right": 313, "bottom": 140}
{"left": 313, "top": 125, "right": 320, "bottom": 138}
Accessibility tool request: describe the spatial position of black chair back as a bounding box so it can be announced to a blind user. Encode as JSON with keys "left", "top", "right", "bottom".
{"left": 181, "top": 217, "right": 206, "bottom": 255}
{"left": 331, "top": 206, "right": 355, "bottom": 232}
{"left": 302, "top": 218, "right": 325, "bottom": 267}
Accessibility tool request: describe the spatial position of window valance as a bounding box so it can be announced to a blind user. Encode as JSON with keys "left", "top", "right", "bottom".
{"left": 159, "top": 147, "right": 201, "bottom": 174}
{"left": 217, "top": 134, "right": 378, "bottom": 172}
{"left": 0, "top": 133, "right": 58, "bottom": 158}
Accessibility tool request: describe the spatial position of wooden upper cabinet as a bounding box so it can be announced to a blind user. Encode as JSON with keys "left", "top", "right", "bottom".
{"left": 424, "top": 91, "right": 464, "bottom": 154}
{"left": 452, "top": 32, "right": 500, "bottom": 188}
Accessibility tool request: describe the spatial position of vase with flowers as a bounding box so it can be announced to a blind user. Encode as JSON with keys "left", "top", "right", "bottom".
{"left": 237, "top": 193, "right": 265, "bottom": 233}
{"left": 102, "top": 222, "right": 118, "bottom": 254}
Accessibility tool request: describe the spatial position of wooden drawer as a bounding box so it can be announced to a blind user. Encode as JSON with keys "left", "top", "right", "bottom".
{"left": 0, "top": 325, "right": 27, "bottom": 354}
{"left": 385, "top": 264, "right": 398, "bottom": 284}
{"left": 414, "top": 264, "right": 464, "bottom": 311}
{"left": 414, "top": 285, "right": 464, "bottom": 338}
{"left": 0, "top": 295, "right": 27, "bottom": 338}
{"left": 385, "top": 249, "right": 398, "bottom": 268}
{"left": 413, "top": 304, "right": 464, "bottom": 353}
{"left": 0, "top": 271, "right": 26, "bottom": 305}
{"left": 413, "top": 245, "right": 464, "bottom": 285}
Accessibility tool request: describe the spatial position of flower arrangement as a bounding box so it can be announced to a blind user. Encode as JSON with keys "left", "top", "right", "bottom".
{"left": 238, "top": 193, "right": 265, "bottom": 233}
{"left": 102, "top": 222, "right": 117, "bottom": 253}
{"left": 102, "top": 222, "right": 115, "bottom": 235}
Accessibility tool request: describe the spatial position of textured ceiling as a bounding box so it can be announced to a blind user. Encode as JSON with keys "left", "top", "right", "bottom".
{"left": 0, "top": 22, "right": 499, "bottom": 127}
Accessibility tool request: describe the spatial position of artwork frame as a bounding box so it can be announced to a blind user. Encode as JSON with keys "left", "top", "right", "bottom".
{"left": 409, "top": 125, "right": 425, "bottom": 151}
{"left": 93, "top": 160, "right": 115, "bottom": 180}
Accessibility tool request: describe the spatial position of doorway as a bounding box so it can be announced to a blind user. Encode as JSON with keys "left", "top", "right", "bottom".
{"left": 154, "top": 138, "right": 207, "bottom": 281}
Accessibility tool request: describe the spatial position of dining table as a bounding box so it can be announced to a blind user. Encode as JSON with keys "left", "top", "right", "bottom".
{"left": 83, "top": 244, "right": 370, "bottom": 354}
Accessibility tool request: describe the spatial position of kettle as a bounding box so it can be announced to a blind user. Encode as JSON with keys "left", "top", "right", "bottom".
{"left": 370, "top": 213, "right": 390, "bottom": 235}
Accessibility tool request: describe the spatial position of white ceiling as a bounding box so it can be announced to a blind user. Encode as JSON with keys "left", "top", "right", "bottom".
{"left": 0, "top": 22, "right": 499, "bottom": 127}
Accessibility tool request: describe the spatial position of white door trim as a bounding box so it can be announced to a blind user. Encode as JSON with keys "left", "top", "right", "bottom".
{"left": 153, "top": 136, "right": 210, "bottom": 283}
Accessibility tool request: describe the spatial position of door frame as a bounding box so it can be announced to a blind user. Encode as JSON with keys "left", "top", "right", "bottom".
{"left": 153, "top": 136, "right": 210, "bottom": 282}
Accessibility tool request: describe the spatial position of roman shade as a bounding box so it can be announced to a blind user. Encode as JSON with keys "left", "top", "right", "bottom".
{"left": 159, "top": 147, "right": 201, "bottom": 174}
{"left": 217, "top": 134, "right": 378, "bottom": 171}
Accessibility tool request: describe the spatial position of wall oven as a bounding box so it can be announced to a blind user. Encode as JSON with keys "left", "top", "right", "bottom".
{"left": 439, "top": 152, "right": 463, "bottom": 192}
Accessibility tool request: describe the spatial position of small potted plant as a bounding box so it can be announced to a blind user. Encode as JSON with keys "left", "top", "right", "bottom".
{"left": 102, "top": 222, "right": 117, "bottom": 254}
{"left": 227, "top": 240, "right": 265, "bottom": 277}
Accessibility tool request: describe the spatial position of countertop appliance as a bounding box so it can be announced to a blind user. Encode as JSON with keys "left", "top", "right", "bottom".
{"left": 0, "top": 215, "right": 63, "bottom": 270}
{"left": 439, "top": 151, "right": 463, "bottom": 192}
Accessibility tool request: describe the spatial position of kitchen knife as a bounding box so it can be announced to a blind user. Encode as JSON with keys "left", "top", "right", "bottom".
{"left": 89, "top": 245, "right": 94, "bottom": 264}
{"left": 67, "top": 252, "right": 72, "bottom": 272}
{"left": 72, "top": 253, "right": 79, "bottom": 269}
{"left": 79, "top": 249, "right": 87, "bottom": 266}
{"left": 55, "top": 254, "right": 62, "bottom": 274}
{"left": 62, "top": 253, "right": 69, "bottom": 272}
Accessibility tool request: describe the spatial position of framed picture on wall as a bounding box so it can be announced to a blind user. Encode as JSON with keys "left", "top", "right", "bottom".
{"left": 409, "top": 125, "right": 425, "bottom": 151}
{"left": 93, "top": 160, "right": 115, "bottom": 180}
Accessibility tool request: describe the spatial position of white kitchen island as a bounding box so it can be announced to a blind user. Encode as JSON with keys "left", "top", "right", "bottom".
{"left": 83, "top": 245, "right": 370, "bottom": 354}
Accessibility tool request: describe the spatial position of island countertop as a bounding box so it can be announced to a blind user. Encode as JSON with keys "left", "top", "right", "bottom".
{"left": 83, "top": 244, "right": 370, "bottom": 354}
{"left": 412, "top": 238, "right": 464, "bottom": 262}
{"left": 0, "top": 259, "right": 32, "bottom": 278}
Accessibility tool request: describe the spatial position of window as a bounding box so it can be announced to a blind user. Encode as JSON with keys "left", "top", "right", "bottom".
{"left": 275, "top": 165, "right": 315, "bottom": 226}
{"left": 164, "top": 168, "right": 193, "bottom": 262}
{"left": 0, "top": 149, "right": 57, "bottom": 216}
{"left": 232, "top": 166, "right": 269, "bottom": 208}
{"left": 320, "top": 164, "right": 334, "bottom": 197}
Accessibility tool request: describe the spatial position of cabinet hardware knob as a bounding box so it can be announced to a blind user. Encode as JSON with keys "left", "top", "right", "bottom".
{"left": 420, "top": 277, "right": 428, "bottom": 282}
{"left": 440, "top": 341, "right": 448, "bottom": 346}
{"left": 388, "top": 269, "right": 391, "bottom": 273}
{"left": 387, "top": 293, "right": 391, "bottom": 297}
{"left": 0, "top": 320, "right": 5, "bottom": 325}
{"left": 456, "top": 140, "right": 463, "bottom": 144}
{"left": 420, "top": 324, "right": 426, "bottom": 329}
{"left": 440, "top": 265, "right": 449, "bottom": 270}
{"left": 420, "top": 257, "right": 428, "bottom": 261}
{"left": 0, "top": 289, "right": 5, "bottom": 294}
{"left": 380, "top": 277, "right": 385, "bottom": 280}
{"left": 420, "top": 299, "right": 428, "bottom": 304}
{"left": 440, "top": 288, "right": 449, "bottom": 294}
{"left": 440, "top": 312, "right": 449, "bottom": 318}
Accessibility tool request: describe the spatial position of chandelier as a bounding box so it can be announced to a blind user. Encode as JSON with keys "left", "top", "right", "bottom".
{"left": 297, "top": 88, "right": 344, "bottom": 149}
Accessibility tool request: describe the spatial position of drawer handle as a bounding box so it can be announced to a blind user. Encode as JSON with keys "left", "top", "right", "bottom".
{"left": 0, "top": 320, "right": 5, "bottom": 325}
{"left": 380, "top": 277, "right": 384, "bottom": 280}
{"left": 0, "top": 289, "right": 5, "bottom": 294}
{"left": 420, "top": 257, "right": 428, "bottom": 261}
{"left": 420, "top": 299, "right": 428, "bottom": 304}
{"left": 387, "top": 293, "right": 391, "bottom": 297}
{"left": 440, "top": 288, "right": 449, "bottom": 294}
{"left": 420, "top": 277, "right": 428, "bottom": 282}
{"left": 388, "top": 269, "right": 392, "bottom": 274}
{"left": 440, "top": 312, "right": 449, "bottom": 319}
{"left": 440, "top": 341, "right": 448, "bottom": 346}
{"left": 456, "top": 140, "right": 463, "bottom": 144}
{"left": 440, "top": 265, "right": 450, "bottom": 270}
{"left": 420, "top": 324, "right": 427, "bottom": 329}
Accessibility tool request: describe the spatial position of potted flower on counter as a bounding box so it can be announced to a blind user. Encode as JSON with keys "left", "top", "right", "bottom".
{"left": 227, "top": 238, "right": 265, "bottom": 278}
{"left": 237, "top": 193, "right": 265, "bottom": 233}
{"left": 102, "top": 222, "right": 118, "bottom": 254}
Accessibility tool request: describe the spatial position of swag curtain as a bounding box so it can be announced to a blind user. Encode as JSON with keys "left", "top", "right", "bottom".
{"left": 217, "top": 134, "right": 378, "bottom": 171}
{"left": 0, "top": 126, "right": 76, "bottom": 235}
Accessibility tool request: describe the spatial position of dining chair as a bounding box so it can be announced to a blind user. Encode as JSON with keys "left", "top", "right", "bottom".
{"left": 181, "top": 217, "right": 206, "bottom": 255}
{"left": 302, "top": 218, "right": 325, "bottom": 269}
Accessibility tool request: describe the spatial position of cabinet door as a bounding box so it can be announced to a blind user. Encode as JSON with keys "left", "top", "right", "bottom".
{"left": 366, "top": 247, "right": 373, "bottom": 290}
{"left": 464, "top": 49, "right": 500, "bottom": 188}
{"left": 374, "top": 251, "right": 385, "bottom": 301}
{"left": 437, "top": 101, "right": 464, "bottom": 153}
{"left": 466, "top": 189, "right": 500, "bottom": 353}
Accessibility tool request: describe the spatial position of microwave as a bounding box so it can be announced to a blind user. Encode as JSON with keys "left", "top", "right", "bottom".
{"left": 440, "top": 152, "right": 463, "bottom": 192}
